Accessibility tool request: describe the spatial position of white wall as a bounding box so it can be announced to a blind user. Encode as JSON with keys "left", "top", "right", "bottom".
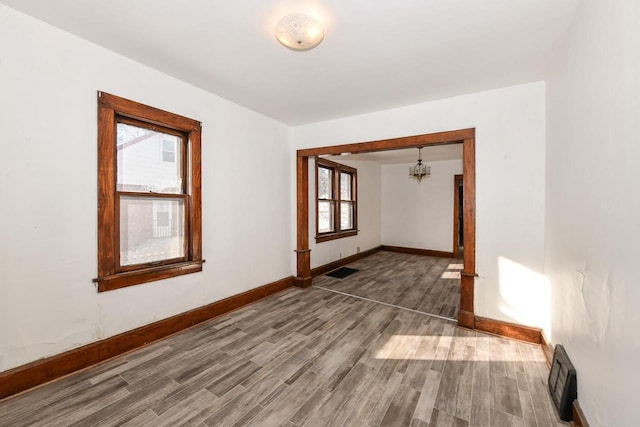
{"left": 544, "top": 0, "right": 640, "bottom": 425}
{"left": 308, "top": 158, "right": 382, "bottom": 269}
{"left": 0, "top": 5, "right": 293, "bottom": 372}
{"left": 295, "top": 82, "right": 547, "bottom": 328}
{"left": 382, "top": 159, "right": 462, "bottom": 252}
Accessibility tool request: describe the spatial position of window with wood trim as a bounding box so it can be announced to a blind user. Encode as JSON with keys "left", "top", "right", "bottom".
{"left": 316, "top": 158, "right": 357, "bottom": 242}
{"left": 95, "top": 92, "right": 203, "bottom": 292}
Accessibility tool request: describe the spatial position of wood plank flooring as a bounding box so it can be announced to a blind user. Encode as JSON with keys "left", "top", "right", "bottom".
{"left": 0, "top": 287, "right": 565, "bottom": 426}
{"left": 314, "top": 251, "right": 461, "bottom": 319}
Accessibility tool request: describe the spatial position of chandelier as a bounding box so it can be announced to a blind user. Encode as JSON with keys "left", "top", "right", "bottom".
{"left": 409, "top": 147, "right": 430, "bottom": 182}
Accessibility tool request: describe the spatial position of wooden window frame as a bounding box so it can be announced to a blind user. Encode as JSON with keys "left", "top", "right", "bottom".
{"left": 315, "top": 158, "right": 358, "bottom": 243}
{"left": 94, "top": 92, "right": 203, "bottom": 292}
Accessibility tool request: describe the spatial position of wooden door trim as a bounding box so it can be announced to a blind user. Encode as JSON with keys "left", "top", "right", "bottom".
{"left": 453, "top": 174, "right": 463, "bottom": 259}
{"left": 295, "top": 156, "right": 312, "bottom": 288}
{"left": 295, "top": 128, "right": 476, "bottom": 327}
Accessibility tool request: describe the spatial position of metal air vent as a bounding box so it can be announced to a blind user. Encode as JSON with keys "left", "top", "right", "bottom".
{"left": 548, "top": 344, "right": 577, "bottom": 422}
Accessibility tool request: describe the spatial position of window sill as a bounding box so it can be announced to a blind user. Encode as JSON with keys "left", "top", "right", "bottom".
{"left": 315, "top": 230, "right": 358, "bottom": 243}
{"left": 93, "top": 260, "right": 204, "bottom": 292}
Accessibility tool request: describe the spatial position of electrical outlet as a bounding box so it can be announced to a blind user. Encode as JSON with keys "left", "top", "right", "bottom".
{"left": 357, "top": 247, "right": 360, "bottom": 253}
{"left": 339, "top": 252, "right": 342, "bottom": 258}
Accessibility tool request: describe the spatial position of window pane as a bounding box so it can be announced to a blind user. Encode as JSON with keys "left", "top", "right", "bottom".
{"left": 120, "top": 196, "right": 185, "bottom": 266}
{"left": 318, "top": 167, "right": 332, "bottom": 199}
{"left": 117, "top": 122, "right": 183, "bottom": 193}
{"left": 162, "top": 140, "right": 176, "bottom": 163}
{"left": 318, "top": 201, "right": 334, "bottom": 233}
{"left": 340, "top": 172, "right": 352, "bottom": 200}
{"left": 341, "top": 201, "right": 354, "bottom": 230}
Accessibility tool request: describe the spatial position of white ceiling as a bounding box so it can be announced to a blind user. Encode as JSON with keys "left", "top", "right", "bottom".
{"left": 1, "top": 0, "right": 579, "bottom": 125}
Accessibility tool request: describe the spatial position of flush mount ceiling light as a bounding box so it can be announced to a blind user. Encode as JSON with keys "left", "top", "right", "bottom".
{"left": 409, "top": 147, "right": 431, "bottom": 182}
{"left": 275, "top": 14, "right": 324, "bottom": 51}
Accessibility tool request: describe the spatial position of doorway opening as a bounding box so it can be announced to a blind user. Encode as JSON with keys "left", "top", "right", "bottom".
{"left": 295, "top": 128, "right": 477, "bottom": 328}
{"left": 453, "top": 174, "right": 464, "bottom": 260}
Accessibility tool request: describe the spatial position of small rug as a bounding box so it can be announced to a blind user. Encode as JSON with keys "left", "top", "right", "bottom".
{"left": 326, "top": 267, "right": 359, "bottom": 279}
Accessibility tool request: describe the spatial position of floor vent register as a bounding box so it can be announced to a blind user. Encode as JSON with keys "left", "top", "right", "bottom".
{"left": 548, "top": 344, "right": 577, "bottom": 422}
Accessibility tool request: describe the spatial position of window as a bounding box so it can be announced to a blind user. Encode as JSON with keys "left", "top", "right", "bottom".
{"left": 316, "top": 158, "right": 357, "bottom": 242}
{"left": 162, "top": 139, "right": 176, "bottom": 162}
{"left": 95, "top": 92, "right": 203, "bottom": 292}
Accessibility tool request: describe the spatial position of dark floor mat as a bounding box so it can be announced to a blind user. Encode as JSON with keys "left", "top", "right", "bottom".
{"left": 326, "top": 267, "right": 359, "bottom": 279}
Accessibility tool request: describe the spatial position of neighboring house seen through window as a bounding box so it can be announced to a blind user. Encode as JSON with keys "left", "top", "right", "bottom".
{"left": 316, "top": 158, "right": 357, "bottom": 242}
{"left": 162, "top": 139, "right": 176, "bottom": 162}
{"left": 95, "top": 92, "right": 203, "bottom": 292}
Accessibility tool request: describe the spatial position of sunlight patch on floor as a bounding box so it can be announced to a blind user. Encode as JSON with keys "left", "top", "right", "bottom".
{"left": 441, "top": 263, "right": 463, "bottom": 279}
{"left": 373, "top": 335, "right": 536, "bottom": 361}
{"left": 441, "top": 271, "right": 461, "bottom": 279}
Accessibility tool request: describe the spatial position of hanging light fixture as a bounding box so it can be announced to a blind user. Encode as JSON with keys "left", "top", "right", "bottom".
{"left": 274, "top": 14, "right": 324, "bottom": 51}
{"left": 409, "top": 147, "right": 430, "bottom": 182}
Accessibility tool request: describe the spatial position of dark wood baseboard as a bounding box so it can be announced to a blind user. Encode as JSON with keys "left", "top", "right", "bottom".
{"left": 0, "top": 276, "right": 294, "bottom": 401}
{"left": 570, "top": 400, "right": 590, "bottom": 427}
{"left": 457, "top": 310, "right": 475, "bottom": 329}
{"left": 473, "top": 316, "right": 542, "bottom": 344}
{"left": 310, "top": 246, "right": 382, "bottom": 278}
{"left": 293, "top": 276, "right": 312, "bottom": 288}
{"left": 380, "top": 245, "right": 455, "bottom": 259}
{"left": 540, "top": 331, "right": 553, "bottom": 368}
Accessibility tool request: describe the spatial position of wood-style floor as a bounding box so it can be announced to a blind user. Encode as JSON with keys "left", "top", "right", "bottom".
{"left": 314, "top": 251, "right": 461, "bottom": 320}
{"left": 0, "top": 285, "right": 565, "bottom": 426}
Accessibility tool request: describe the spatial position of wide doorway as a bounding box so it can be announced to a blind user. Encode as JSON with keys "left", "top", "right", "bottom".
{"left": 295, "top": 128, "right": 477, "bottom": 328}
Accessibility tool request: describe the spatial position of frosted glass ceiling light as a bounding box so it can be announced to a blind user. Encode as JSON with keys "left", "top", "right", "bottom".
{"left": 275, "top": 14, "right": 324, "bottom": 51}
{"left": 409, "top": 147, "right": 431, "bottom": 182}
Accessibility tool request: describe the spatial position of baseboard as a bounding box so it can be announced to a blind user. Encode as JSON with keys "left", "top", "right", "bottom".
{"left": 0, "top": 275, "right": 294, "bottom": 401}
{"left": 380, "top": 245, "right": 455, "bottom": 258}
{"left": 310, "top": 246, "right": 382, "bottom": 277}
{"left": 474, "top": 316, "right": 542, "bottom": 344}
{"left": 570, "top": 400, "right": 590, "bottom": 427}
{"left": 457, "top": 310, "right": 475, "bottom": 329}
{"left": 540, "top": 331, "right": 553, "bottom": 368}
{"left": 293, "top": 276, "right": 313, "bottom": 288}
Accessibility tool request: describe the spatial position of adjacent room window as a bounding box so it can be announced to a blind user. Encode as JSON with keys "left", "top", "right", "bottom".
{"left": 316, "top": 158, "right": 357, "bottom": 242}
{"left": 162, "top": 139, "right": 176, "bottom": 162}
{"left": 95, "top": 92, "right": 203, "bottom": 292}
